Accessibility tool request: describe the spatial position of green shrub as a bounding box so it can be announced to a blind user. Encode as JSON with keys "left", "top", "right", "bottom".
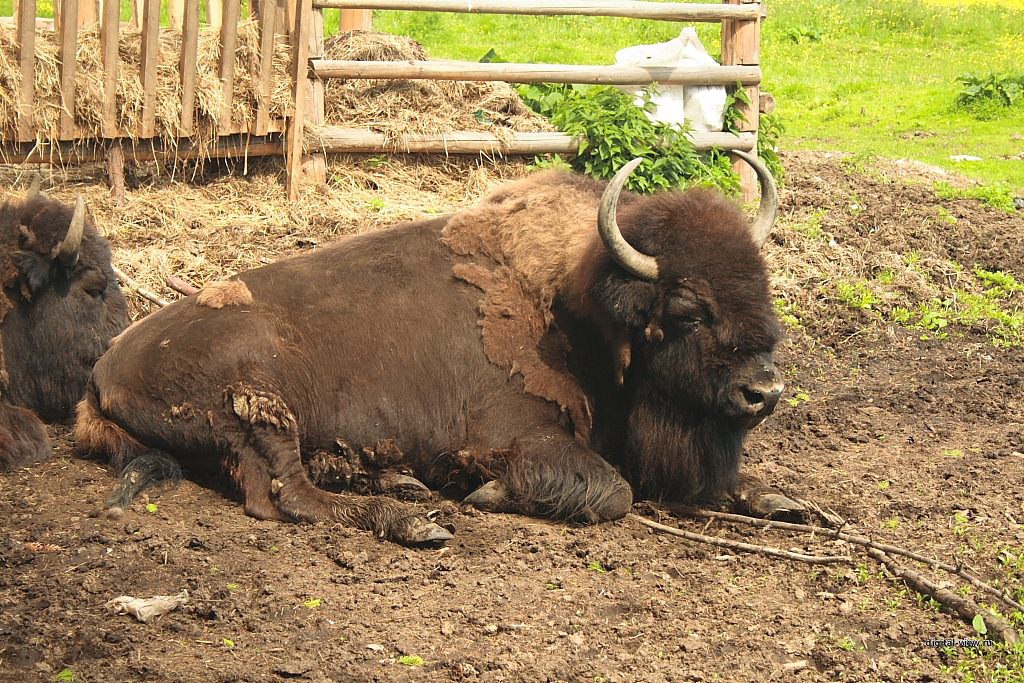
{"left": 956, "top": 73, "right": 1024, "bottom": 119}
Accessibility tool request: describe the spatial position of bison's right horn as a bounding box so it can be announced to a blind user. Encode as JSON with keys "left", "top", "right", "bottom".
{"left": 597, "top": 158, "right": 660, "bottom": 282}
{"left": 730, "top": 150, "right": 779, "bottom": 248}
{"left": 57, "top": 195, "right": 86, "bottom": 268}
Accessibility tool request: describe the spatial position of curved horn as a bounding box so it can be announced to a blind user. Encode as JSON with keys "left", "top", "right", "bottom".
{"left": 26, "top": 173, "right": 41, "bottom": 202}
{"left": 730, "top": 150, "right": 779, "bottom": 248}
{"left": 57, "top": 195, "right": 86, "bottom": 268}
{"left": 597, "top": 158, "right": 659, "bottom": 282}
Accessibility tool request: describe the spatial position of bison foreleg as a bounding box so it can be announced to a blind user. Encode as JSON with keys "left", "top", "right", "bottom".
{"left": 465, "top": 438, "right": 633, "bottom": 524}
{"left": 225, "top": 385, "right": 452, "bottom": 545}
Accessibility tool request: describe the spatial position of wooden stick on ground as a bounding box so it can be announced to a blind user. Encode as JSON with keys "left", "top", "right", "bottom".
{"left": 628, "top": 514, "right": 852, "bottom": 566}
{"left": 679, "top": 508, "right": 1024, "bottom": 616}
{"left": 166, "top": 275, "right": 199, "bottom": 296}
{"left": 868, "top": 548, "right": 1019, "bottom": 646}
{"left": 112, "top": 266, "right": 169, "bottom": 307}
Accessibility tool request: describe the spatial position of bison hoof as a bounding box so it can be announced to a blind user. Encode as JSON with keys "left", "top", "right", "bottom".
{"left": 738, "top": 491, "right": 806, "bottom": 521}
{"left": 374, "top": 472, "right": 432, "bottom": 501}
{"left": 463, "top": 480, "right": 512, "bottom": 513}
{"left": 388, "top": 514, "right": 455, "bottom": 546}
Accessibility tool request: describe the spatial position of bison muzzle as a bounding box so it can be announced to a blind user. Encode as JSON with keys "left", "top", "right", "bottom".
{"left": 76, "top": 153, "right": 788, "bottom": 544}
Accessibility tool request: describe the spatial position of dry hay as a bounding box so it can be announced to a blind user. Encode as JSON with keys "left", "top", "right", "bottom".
{"left": 313, "top": 31, "right": 553, "bottom": 147}
{"left": 0, "top": 155, "right": 532, "bottom": 319}
{"left": 0, "top": 22, "right": 291, "bottom": 153}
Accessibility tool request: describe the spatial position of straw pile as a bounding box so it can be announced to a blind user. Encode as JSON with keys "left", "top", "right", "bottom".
{"left": 0, "top": 21, "right": 292, "bottom": 151}
{"left": 314, "top": 31, "right": 553, "bottom": 146}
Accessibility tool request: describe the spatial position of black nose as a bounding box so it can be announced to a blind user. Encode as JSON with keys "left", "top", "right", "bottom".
{"left": 738, "top": 380, "right": 784, "bottom": 416}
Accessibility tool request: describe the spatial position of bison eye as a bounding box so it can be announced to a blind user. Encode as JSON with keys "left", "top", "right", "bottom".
{"left": 667, "top": 295, "right": 703, "bottom": 320}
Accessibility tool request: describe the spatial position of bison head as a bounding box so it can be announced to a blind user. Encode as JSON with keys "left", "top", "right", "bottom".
{"left": 0, "top": 182, "right": 129, "bottom": 422}
{"left": 579, "top": 153, "right": 783, "bottom": 503}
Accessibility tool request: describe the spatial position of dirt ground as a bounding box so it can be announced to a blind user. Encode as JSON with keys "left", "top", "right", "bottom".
{"left": 1, "top": 152, "right": 1022, "bottom": 682}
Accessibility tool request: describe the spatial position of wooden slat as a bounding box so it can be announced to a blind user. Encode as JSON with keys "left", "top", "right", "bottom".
{"left": 309, "top": 127, "right": 757, "bottom": 155}
{"left": 218, "top": 0, "right": 242, "bottom": 131}
{"left": 722, "top": 0, "right": 761, "bottom": 201}
{"left": 100, "top": 0, "right": 119, "bottom": 137}
{"left": 58, "top": 0, "right": 80, "bottom": 139}
{"left": 301, "top": 6, "right": 326, "bottom": 183}
{"left": 254, "top": 0, "right": 277, "bottom": 135}
{"left": 179, "top": 0, "right": 201, "bottom": 136}
{"left": 169, "top": 0, "right": 185, "bottom": 28}
{"left": 285, "top": 0, "right": 312, "bottom": 200}
{"left": 80, "top": 0, "right": 100, "bottom": 26}
{"left": 311, "top": 60, "right": 761, "bottom": 86}
{"left": 139, "top": 0, "right": 161, "bottom": 137}
{"left": 16, "top": 0, "right": 36, "bottom": 142}
{"left": 314, "top": 0, "right": 759, "bottom": 21}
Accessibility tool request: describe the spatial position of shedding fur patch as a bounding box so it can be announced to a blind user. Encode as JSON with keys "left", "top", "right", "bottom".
{"left": 196, "top": 280, "right": 254, "bottom": 309}
{"left": 73, "top": 395, "right": 144, "bottom": 471}
{"left": 226, "top": 384, "right": 296, "bottom": 432}
{"left": 452, "top": 262, "right": 591, "bottom": 442}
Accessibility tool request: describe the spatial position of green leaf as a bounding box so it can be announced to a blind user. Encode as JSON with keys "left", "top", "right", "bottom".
{"left": 303, "top": 598, "right": 322, "bottom": 609}
{"left": 222, "top": 638, "right": 235, "bottom": 649}
{"left": 972, "top": 614, "right": 988, "bottom": 635}
{"left": 55, "top": 670, "right": 75, "bottom": 683}
{"left": 145, "top": 503, "right": 158, "bottom": 514}
{"left": 397, "top": 655, "right": 424, "bottom": 666}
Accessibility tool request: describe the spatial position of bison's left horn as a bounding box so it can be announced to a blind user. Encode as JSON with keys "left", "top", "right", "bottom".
{"left": 57, "top": 195, "right": 86, "bottom": 268}
{"left": 731, "top": 150, "right": 779, "bottom": 248}
{"left": 26, "top": 173, "right": 41, "bottom": 201}
{"left": 597, "top": 158, "right": 659, "bottom": 282}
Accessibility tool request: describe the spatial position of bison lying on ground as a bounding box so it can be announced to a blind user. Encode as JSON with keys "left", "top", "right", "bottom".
{"left": 1, "top": 182, "right": 129, "bottom": 470}
{"left": 77, "top": 154, "right": 789, "bottom": 544}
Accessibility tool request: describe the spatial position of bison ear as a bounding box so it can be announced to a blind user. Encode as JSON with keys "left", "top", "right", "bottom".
{"left": 11, "top": 251, "right": 54, "bottom": 297}
{"left": 591, "top": 271, "right": 660, "bottom": 330}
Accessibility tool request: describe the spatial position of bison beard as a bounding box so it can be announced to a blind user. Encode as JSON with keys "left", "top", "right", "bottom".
{"left": 0, "top": 185, "right": 129, "bottom": 471}
{"left": 76, "top": 157, "right": 785, "bottom": 544}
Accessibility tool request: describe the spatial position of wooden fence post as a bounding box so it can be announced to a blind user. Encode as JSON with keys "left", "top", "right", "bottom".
{"left": 721, "top": 0, "right": 760, "bottom": 201}
{"left": 139, "top": 0, "right": 161, "bottom": 137}
{"left": 339, "top": 9, "right": 371, "bottom": 31}
{"left": 180, "top": 0, "right": 201, "bottom": 136}
{"left": 218, "top": 0, "right": 242, "bottom": 132}
{"left": 58, "top": 0, "right": 79, "bottom": 138}
{"left": 16, "top": 0, "right": 36, "bottom": 142}
{"left": 302, "top": 5, "right": 327, "bottom": 185}
{"left": 285, "top": 0, "right": 312, "bottom": 199}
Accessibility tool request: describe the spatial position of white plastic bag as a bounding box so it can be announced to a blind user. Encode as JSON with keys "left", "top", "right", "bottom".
{"left": 614, "top": 28, "right": 726, "bottom": 132}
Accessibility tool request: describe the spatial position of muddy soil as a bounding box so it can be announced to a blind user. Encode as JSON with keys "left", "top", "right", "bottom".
{"left": 1, "top": 153, "right": 1022, "bottom": 682}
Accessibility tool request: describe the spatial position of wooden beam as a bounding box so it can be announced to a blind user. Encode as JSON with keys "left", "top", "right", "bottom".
{"left": 16, "top": 0, "right": 36, "bottom": 143}
{"left": 179, "top": 0, "right": 201, "bottom": 136}
{"left": 314, "top": 0, "right": 759, "bottom": 21}
{"left": 139, "top": 0, "right": 161, "bottom": 137}
{"left": 301, "top": 6, "right": 327, "bottom": 184}
{"left": 285, "top": 0, "right": 312, "bottom": 200}
{"left": 1, "top": 135, "right": 286, "bottom": 164}
{"left": 100, "top": 0, "right": 119, "bottom": 137}
{"left": 311, "top": 60, "right": 761, "bottom": 86}
{"left": 58, "top": 0, "right": 80, "bottom": 139}
{"left": 79, "top": 0, "right": 100, "bottom": 26}
{"left": 218, "top": 0, "right": 242, "bottom": 132}
{"left": 309, "top": 127, "right": 757, "bottom": 155}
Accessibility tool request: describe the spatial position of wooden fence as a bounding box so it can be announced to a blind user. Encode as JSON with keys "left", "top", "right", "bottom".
{"left": 1, "top": 0, "right": 770, "bottom": 200}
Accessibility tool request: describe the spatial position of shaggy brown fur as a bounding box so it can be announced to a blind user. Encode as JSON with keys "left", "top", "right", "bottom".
{"left": 73, "top": 390, "right": 146, "bottom": 472}
{"left": 196, "top": 280, "right": 254, "bottom": 309}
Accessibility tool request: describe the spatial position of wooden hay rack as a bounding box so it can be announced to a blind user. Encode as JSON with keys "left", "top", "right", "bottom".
{"left": 1, "top": 0, "right": 773, "bottom": 200}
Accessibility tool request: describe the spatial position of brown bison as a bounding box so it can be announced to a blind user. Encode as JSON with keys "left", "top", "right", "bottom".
{"left": 1, "top": 182, "right": 129, "bottom": 471}
{"left": 77, "top": 153, "right": 789, "bottom": 544}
